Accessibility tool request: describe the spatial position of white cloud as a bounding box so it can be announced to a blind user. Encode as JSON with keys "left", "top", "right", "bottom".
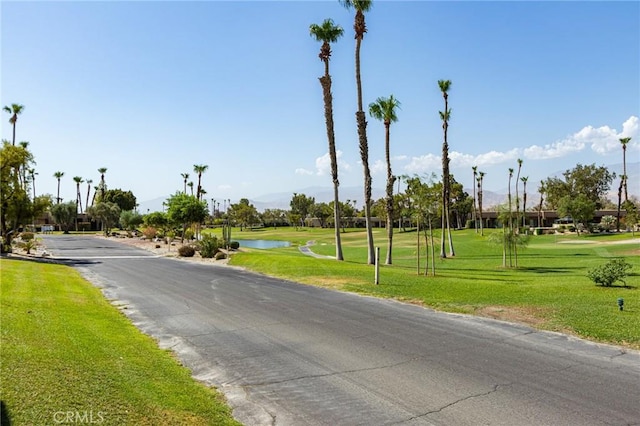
{"left": 403, "top": 149, "right": 520, "bottom": 175}
{"left": 365, "top": 116, "right": 639, "bottom": 181}
{"left": 314, "top": 153, "right": 331, "bottom": 176}
{"left": 295, "top": 168, "right": 313, "bottom": 176}
{"left": 314, "top": 150, "right": 350, "bottom": 175}
{"left": 370, "top": 159, "right": 386, "bottom": 175}
{"left": 621, "top": 115, "right": 639, "bottom": 138}
{"left": 404, "top": 153, "right": 440, "bottom": 174}
{"left": 524, "top": 138, "right": 585, "bottom": 159}
{"left": 524, "top": 115, "right": 639, "bottom": 158}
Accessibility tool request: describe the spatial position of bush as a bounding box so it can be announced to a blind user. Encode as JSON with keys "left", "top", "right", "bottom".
{"left": 178, "top": 245, "right": 195, "bottom": 257}
{"left": 198, "top": 234, "right": 219, "bottom": 258}
{"left": 20, "top": 232, "right": 35, "bottom": 241}
{"left": 142, "top": 227, "right": 157, "bottom": 240}
{"left": 587, "top": 258, "right": 633, "bottom": 287}
{"left": 214, "top": 251, "right": 227, "bottom": 260}
{"left": 184, "top": 229, "right": 194, "bottom": 241}
{"left": 229, "top": 241, "right": 240, "bottom": 250}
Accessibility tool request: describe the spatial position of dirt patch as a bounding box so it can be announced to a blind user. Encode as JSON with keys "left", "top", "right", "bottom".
{"left": 474, "top": 305, "right": 550, "bottom": 327}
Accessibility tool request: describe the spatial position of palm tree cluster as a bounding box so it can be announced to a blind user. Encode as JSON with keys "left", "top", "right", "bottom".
{"left": 310, "top": 1, "right": 459, "bottom": 265}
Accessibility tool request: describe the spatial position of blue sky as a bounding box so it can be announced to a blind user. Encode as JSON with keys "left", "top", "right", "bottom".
{"left": 2, "top": 1, "right": 638, "bottom": 210}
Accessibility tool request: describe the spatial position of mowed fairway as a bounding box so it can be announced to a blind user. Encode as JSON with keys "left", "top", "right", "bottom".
{"left": 0, "top": 258, "right": 241, "bottom": 426}
{"left": 210, "top": 227, "right": 640, "bottom": 348}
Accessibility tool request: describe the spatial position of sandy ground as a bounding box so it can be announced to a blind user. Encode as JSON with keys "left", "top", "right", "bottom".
{"left": 95, "top": 235, "right": 234, "bottom": 266}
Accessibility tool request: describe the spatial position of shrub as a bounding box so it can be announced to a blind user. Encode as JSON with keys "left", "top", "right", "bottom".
{"left": 214, "top": 251, "right": 227, "bottom": 260}
{"left": 198, "top": 234, "right": 219, "bottom": 259}
{"left": 184, "top": 229, "right": 194, "bottom": 241}
{"left": 229, "top": 241, "right": 240, "bottom": 250}
{"left": 16, "top": 239, "right": 38, "bottom": 254}
{"left": 587, "top": 258, "right": 633, "bottom": 287}
{"left": 20, "top": 232, "right": 35, "bottom": 241}
{"left": 178, "top": 245, "right": 195, "bottom": 257}
{"left": 142, "top": 227, "right": 157, "bottom": 240}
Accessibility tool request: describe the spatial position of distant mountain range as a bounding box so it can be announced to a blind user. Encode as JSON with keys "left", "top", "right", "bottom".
{"left": 138, "top": 162, "right": 639, "bottom": 213}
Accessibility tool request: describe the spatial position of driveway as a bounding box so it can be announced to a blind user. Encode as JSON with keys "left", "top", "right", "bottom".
{"left": 39, "top": 235, "right": 640, "bottom": 425}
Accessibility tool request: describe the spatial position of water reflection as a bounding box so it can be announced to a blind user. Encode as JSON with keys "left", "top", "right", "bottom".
{"left": 237, "top": 239, "right": 291, "bottom": 249}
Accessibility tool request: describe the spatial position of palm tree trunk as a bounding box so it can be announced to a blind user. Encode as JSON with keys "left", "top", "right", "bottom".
{"left": 384, "top": 123, "right": 394, "bottom": 265}
{"left": 429, "top": 216, "right": 436, "bottom": 276}
{"left": 617, "top": 179, "right": 623, "bottom": 232}
{"left": 623, "top": 146, "right": 628, "bottom": 202}
{"left": 416, "top": 219, "right": 420, "bottom": 275}
{"left": 354, "top": 33, "right": 374, "bottom": 264}
{"left": 320, "top": 70, "right": 343, "bottom": 261}
{"left": 77, "top": 184, "right": 83, "bottom": 214}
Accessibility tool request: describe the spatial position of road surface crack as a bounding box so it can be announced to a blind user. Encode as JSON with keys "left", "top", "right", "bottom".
{"left": 404, "top": 383, "right": 511, "bottom": 422}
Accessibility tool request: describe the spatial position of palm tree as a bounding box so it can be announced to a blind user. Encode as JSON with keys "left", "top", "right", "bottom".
{"left": 515, "top": 158, "right": 523, "bottom": 230}
{"left": 438, "top": 79, "right": 454, "bottom": 258}
{"left": 478, "top": 171, "right": 485, "bottom": 236}
{"left": 369, "top": 95, "right": 400, "bottom": 264}
{"left": 310, "top": 18, "right": 345, "bottom": 261}
{"left": 521, "top": 176, "right": 528, "bottom": 228}
{"left": 537, "top": 180, "right": 545, "bottom": 228}
{"left": 340, "top": 0, "right": 375, "bottom": 265}
{"left": 73, "top": 176, "right": 84, "bottom": 214}
{"left": 193, "top": 164, "right": 208, "bottom": 200}
{"left": 181, "top": 173, "right": 190, "bottom": 194}
{"left": 620, "top": 137, "right": 631, "bottom": 202}
{"left": 85, "top": 179, "right": 93, "bottom": 209}
{"left": 98, "top": 167, "right": 107, "bottom": 201}
{"left": 472, "top": 166, "right": 478, "bottom": 232}
{"left": 18, "top": 141, "right": 29, "bottom": 188}
{"left": 53, "top": 171, "right": 64, "bottom": 204}
{"left": 617, "top": 137, "right": 631, "bottom": 231}
{"left": 187, "top": 181, "right": 194, "bottom": 196}
{"left": 28, "top": 168, "right": 37, "bottom": 199}
{"left": 3, "top": 103, "right": 25, "bottom": 146}
{"left": 507, "top": 168, "right": 514, "bottom": 267}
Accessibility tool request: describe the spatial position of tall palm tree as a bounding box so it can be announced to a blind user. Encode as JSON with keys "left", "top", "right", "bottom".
{"left": 620, "top": 137, "right": 631, "bottom": 202}
{"left": 507, "top": 168, "right": 514, "bottom": 267}
{"left": 3, "top": 103, "right": 25, "bottom": 146}
{"left": 28, "top": 168, "right": 37, "bottom": 199}
{"left": 472, "top": 165, "right": 478, "bottom": 232}
{"left": 73, "top": 176, "right": 84, "bottom": 214}
{"left": 53, "top": 171, "right": 64, "bottom": 204}
{"left": 438, "top": 79, "right": 454, "bottom": 258}
{"left": 478, "top": 171, "right": 485, "bottom": 236}
{"left": 85, "top": 179, "right": 93, "bottom": 209}
{"left": 340, "top": 0, "right": 375, "bottom": 265}
{"left": 98, "top": 167, "right": 107, "bottom": 201}
{"left": 515, "top": 158, "right": 523, "bottom": 230}
{"left": 193, "top": 164, "right": 208, "bottom": 200}
{"left": 18, "top": 141, "right": 29, "bottom": 189}
{"left": 521, "top": 176, "right": 528, "bottom": 228}
{"left": 310, "top": 18, "right": 345, "bottom": 261}
{"left": 181, "top": 173, "right": 190, "bottom": 194}
{"left": 369, "top": 94, "right": 400, "bottom": 264}
{"left": 538, "top": 180, "right": 545, "bottom": 228}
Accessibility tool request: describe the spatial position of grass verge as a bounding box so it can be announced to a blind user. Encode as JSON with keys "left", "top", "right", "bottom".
{"left": 0, "top": 258, "right": 240, "bottom": 426}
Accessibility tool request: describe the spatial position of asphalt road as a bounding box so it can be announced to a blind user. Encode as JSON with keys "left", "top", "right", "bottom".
{"left": 40, "top": 235, "right": 640, "bottom": 425}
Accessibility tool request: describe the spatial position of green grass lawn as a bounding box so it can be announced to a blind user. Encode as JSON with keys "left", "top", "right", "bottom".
{"left": 0, "top": 259, "right": 241, "bottom": 426}
{"left": 206, "top": 226, "right": 640, "bottom": 348}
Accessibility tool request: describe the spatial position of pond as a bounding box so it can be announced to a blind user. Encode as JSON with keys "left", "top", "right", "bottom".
{"left": 236, "top": 239, "right": 291, "bottom": 249}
